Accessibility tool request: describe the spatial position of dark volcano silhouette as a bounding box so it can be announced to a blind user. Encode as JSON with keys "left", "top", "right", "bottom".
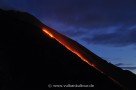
{"left": 0, "top": 9, "right": 136, "bottom": 90}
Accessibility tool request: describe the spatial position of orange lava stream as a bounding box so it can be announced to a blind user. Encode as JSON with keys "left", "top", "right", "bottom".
{"left": 42, "top": 29, "right": 95, "bottom": 68}
{"left": 42, "top": 28, "right": 124, "bottom": 89}
{"left": 43, "top": 29, "right": 105, "bottom": 75}
{"left": 43, "top": 30, "right": 54, "bottom": 38}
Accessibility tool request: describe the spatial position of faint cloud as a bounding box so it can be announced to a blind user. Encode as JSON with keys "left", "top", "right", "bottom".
{"left": 82, "top": 27, "right": 136, "bottom": 47}
{"left": 115, "top": 63, "right": 124, "bottom": 66}
{"left": 121, "top": 67, "right": 136, "bottom": 70}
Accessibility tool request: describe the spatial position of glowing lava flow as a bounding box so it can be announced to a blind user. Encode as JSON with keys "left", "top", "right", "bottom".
{"left": 42, "top": 29, "right": 95, "bottom": 68}
{"left": 43, "top": 30, "right": 54, "bottom": 38}
{"left": 43, "top": 28, "right": 106, "bottom": 75}
{"left": 43, "top": 28, "right": 106, "bottom": 76}
{"left": 42, "top": 28, "right": 125, "bottom": 89}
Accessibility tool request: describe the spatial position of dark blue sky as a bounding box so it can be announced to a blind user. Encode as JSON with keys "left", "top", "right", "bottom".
{"left": 0, "top": 0, "right": 136, "bottom": 74}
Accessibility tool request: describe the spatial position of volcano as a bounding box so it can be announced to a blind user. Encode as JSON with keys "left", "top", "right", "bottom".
{"left": 0, "top": 9, "right": 136, "bottom": 90}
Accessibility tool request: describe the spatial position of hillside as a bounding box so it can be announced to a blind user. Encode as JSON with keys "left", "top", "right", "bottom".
{"left": 0, "top": 9, "right": 136, "bottom": 90}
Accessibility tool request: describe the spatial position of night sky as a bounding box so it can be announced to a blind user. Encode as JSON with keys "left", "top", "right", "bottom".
{"left": 0, "top": 0, "right": 136, "bottom": 74}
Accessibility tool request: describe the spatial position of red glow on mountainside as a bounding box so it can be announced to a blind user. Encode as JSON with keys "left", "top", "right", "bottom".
{"left": 42, "top": 29, "right": 95, "bottom": 68}
{"left": 42, "top": 28, "right": 124, "bottom": 89}
{"left": 43, "top": 29, "right": 54, "bottom": 38}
